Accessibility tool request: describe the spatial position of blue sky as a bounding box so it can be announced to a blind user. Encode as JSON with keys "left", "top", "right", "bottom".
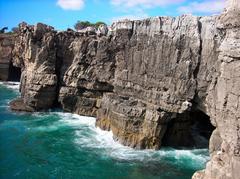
{"left": 0, "top": 0, "right": 226, "bottom": 30}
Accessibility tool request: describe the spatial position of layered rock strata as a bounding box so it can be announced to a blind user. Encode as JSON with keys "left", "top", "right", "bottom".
{"left": 4, "top": 1, "right": 240, "bottom": 178}
{"left": 11, "top": 23, "right": 57, "bottom": 111}
{"left": 193, "top": 5, "right": 240, "bottom": 179}
{"left": 11, "top": 23, "right": 116, "bottom": 114}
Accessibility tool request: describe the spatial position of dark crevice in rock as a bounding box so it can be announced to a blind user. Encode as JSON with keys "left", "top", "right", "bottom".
{"left": 162, "top": 110, "right": 215, "bottom": 149}
{"left": 190, "top": 110, "right": 215, "bottom": 143}
{"left": 193, "top": 18, "right": 202, "bottom": 79}
{"left": 7, "top": 61, "right": 21, "bottom": 82}
{"left": 162, "top": 112, "right": 194, "bottom": 148}
{"left": 216, "top": 27, "right": 227, "bottom": 43}
{"left": 228, "top": 56, "right": 240, "bottom": 60}
{"left": 53, "top": 55, "right": 63, "bottom": 108}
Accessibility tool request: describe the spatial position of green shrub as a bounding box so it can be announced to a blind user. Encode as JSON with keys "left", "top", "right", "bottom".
{"left": 74, "top": 21, "right": 106, "bottom": 30}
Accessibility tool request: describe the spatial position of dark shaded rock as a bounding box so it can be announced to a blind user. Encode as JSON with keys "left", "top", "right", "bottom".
{"left": 0, "top": 33, "right": 17, "bottom": 81}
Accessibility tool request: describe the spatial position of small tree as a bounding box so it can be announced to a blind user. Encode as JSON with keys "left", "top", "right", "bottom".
{"left": 74, "top": 21, "right": 93, "bottom": 30}
{"left": 74, "top": 21, "right": 107, "bottom": 31}
{"left": 0, "top": 27, "right": 8, "bottom": 33}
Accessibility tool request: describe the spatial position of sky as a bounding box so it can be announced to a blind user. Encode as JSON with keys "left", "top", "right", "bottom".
{"left": 0, "top": 0, "right": 226, "bottom": 30}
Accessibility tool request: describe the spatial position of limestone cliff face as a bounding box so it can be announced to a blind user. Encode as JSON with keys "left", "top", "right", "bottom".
{"left": 57, "top": 31, "right": 116, "bottom": 116}
{"left": 11, "top": 23, "right": 57, "bottom": 111}
{"left": 193, "top": 8, "right": 240, "bottom": 179}
{"left": 97, "top": 15, "right": 204, "bottom": 149}
{"left": 11, "top": 23, "right": 116, "bottom": 113}
{"left": 6, "top": 5, "right": 240, "bottom": 179}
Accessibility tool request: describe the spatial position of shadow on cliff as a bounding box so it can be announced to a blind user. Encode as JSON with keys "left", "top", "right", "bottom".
{"left": 7, "top": 61, "right": 21, "bottom": 82}
{"left": 162, "top": 109, "right": 215, "bottom": 149}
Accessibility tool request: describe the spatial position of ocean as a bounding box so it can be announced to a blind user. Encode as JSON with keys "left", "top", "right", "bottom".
{"left": 0, "top": 82, "right": 209, "bottom": 179}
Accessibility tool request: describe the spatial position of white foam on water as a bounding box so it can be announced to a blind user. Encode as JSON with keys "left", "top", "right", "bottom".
{"left": 0, "top": 100, "right": 13, "bottom": 109}
{"left": 56, "top": 112, "right": 210, "bottom": 165}
{"left": 0, "top": 81, "right": 20, "bottom": 91}
{"left": 29, "top": 112, "right": 96, "bottom": 132}
{"left": 33, "top": 122, "right": 64, "bottom": 132}
{"left": 61, "top": 113, "right": 96, "bottom": 127}
{"left": 14, "top": 109, "right": 210, "bottom": 167}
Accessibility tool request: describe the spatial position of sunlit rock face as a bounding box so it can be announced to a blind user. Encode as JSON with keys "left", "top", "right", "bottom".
{"left": 97, "top": 15, "right": 207, "bottom": 150}
{"left": 193, "top": 1, "right": 240, "bottom": 179}
{"left": 10, "top": 23, "right": 57, "bottom": 111}
{"left": 7, "top": 2, "right": 240, "bottom": 178}
{"left": 226, "top": 0, "right": 240, "bottom": 11}
{"left": 11, "top": 22, "right": 116, "bottom": 114}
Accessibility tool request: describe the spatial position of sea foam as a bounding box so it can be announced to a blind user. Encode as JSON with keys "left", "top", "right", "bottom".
{"left": 0, "top": 81, "right": 209, "bottom": 169}
{"left": 0, "top": 81, "right": 20, "bottom": 91}
{"left": 55, "top": 112, "right": 210, "bottom": 167}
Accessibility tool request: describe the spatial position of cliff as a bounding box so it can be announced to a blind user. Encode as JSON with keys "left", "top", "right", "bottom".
{"left": 193, "top": 6, "right": 240, "bottom": 179}
{"left": 1, "top": 2, "right": 239, "bottom": 178}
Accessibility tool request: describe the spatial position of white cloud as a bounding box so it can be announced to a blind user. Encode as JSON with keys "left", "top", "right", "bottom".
{"left": 111, "top": 0, "right": 185, "bottom": 8}
{"left": 111, "top": 14, "right": 148, "bottom": 22}
{"left": 57, "top": 0, "right": 84, "bottom": 10}
{"left": 111, "top": 8, "right": 148, "bottom": 22}
{"left": 178, "top": 0, "right": 226, "bottom": 14}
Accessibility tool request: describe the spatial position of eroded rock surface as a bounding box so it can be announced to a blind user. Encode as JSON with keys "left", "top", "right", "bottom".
{"left": 97, "top": 15, "right": 204, "bottom": 149}
{"left": 196, "top": 6, "right": 240, "bottom": 179}
{"left": 11, "top": 23, "right": 57, "bottom": 110}
{"left": 58, "top": 33, "right": 116, "bottom": 116}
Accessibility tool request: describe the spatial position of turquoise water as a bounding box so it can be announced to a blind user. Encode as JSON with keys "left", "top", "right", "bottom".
{"left": 0, "top": 82, "right": 209, "bottom": 179}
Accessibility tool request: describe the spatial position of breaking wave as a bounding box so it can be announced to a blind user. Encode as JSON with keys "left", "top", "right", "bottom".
{"left": 0, "top": 81, "right": 209, "bottom": 178}
{"left": 29, "top": 111, "right": 209, "bottom": 169}
{"left": 0, "top": 81, "right": 20, "bottom": 91}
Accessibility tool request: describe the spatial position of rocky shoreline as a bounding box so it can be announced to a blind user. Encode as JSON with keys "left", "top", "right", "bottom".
{"left": 0, "top": 1, "right": 239, "bottom": 178}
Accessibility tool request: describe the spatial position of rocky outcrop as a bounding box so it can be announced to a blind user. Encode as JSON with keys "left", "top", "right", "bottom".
{"left": 11, "top": 23, "right": 57, "bottom": 110}
{"left": 96, "top": 15, "right": 205, "bottom": 149}
{"left": 193, "top": 5, "right": 240, "bottom": 179}
{"left": 11, "top": 22, "right": 116, "bottom": 115}
{"left": 57, "top": 32, "right": 116, "bottom": 116}
{"left": 6, "top": 1, "right": 240, "bottom": 178}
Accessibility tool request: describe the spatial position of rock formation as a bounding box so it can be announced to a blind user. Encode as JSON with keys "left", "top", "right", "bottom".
{"left": 193, "top": 2, "right": 240, "bottom": 178}
{"left": 1, "top": 0, "right": 239, "bottom": 178}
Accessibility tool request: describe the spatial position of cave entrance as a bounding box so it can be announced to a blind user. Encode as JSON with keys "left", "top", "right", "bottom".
{"left": 162, "top": 110, "right": 215, "bottom": 149}
{"left": 7, "top": 61, "right": 21, "bottom": 82}
{"left": 189, "top": 110, "right": 215, "bottom": 148}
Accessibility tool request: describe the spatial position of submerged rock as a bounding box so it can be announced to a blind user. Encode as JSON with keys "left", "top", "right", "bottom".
{"left": 10, "top": 98, "right": 35, "bottom": 112}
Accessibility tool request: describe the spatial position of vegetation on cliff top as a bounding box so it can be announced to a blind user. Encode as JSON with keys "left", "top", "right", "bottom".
{"left": 0, "top": 26, "right": 19, "bottom": 34}
{"left": 74, "top": 21, "right": 106, "bottom": 31}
